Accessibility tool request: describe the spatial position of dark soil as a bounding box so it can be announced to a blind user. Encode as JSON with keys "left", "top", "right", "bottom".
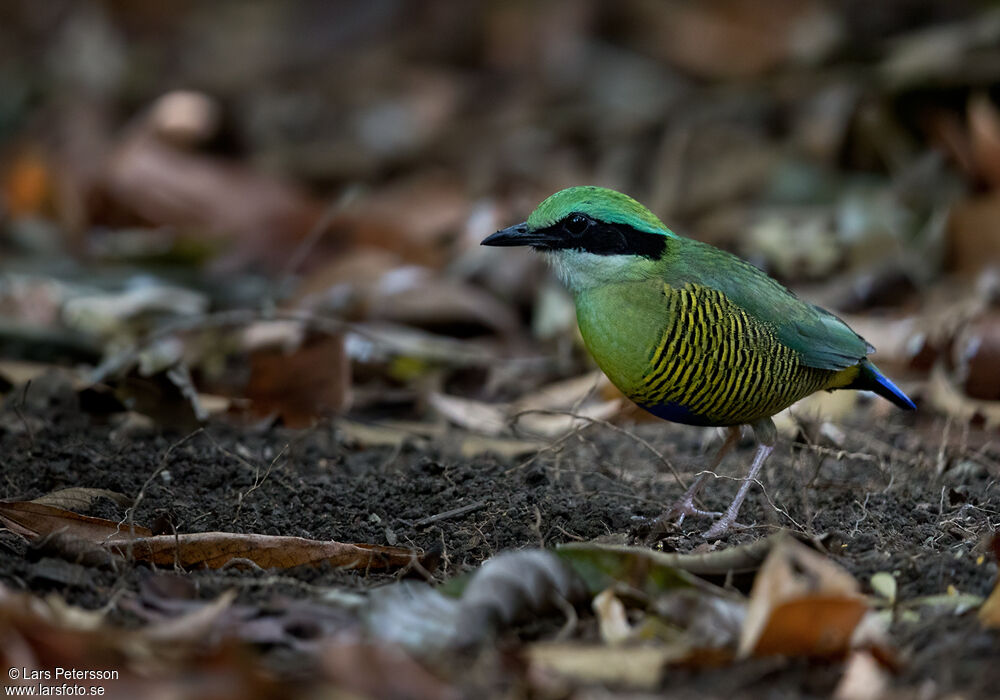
{"left": 2, "top": 376, "right": 999, "bottom": 698}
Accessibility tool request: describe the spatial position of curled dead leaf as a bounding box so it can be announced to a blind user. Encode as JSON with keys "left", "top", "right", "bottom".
{"left": 739, "top": 537, "right": 867, "bottom": 659}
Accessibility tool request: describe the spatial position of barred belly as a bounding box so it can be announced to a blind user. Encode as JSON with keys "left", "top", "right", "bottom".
{"left": 627, "top": 284, "right": 833, "bottom": 426}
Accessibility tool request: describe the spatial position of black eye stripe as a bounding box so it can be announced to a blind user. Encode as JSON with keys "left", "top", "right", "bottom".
{"left": 532, "top": 217, "right": 666, "bottom": 259}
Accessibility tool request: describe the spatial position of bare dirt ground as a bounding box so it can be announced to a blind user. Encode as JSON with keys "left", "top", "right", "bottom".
{"left": 3, "top": 377, "right": 998, "bottom": 698}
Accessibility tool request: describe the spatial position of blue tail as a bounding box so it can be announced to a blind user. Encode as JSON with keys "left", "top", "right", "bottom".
{"left": 854, "top": 361, "right": 916, "bottom": 411}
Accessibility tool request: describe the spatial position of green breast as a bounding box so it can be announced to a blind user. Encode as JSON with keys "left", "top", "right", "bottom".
{"left": 575, "top": 281, "right": 837, "bottom": 426}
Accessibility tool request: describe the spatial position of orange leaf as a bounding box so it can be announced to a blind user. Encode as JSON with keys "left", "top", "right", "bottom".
{"left": 1, "top": 150, "right": 52, "bottom": 216}
{"left": 752, "top": 596, "right": 868, "bottom": 657}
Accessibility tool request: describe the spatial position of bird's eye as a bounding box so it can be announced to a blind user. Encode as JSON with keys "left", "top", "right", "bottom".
{"left": 565, "top": 214, "right": 589, "bottom": 236}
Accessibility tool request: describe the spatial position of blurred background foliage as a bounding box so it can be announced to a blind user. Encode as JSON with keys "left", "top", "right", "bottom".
{"left": 2, "top": 0, "right": 1000, "bottom": 429}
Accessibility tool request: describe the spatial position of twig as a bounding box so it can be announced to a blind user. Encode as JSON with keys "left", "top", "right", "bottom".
{"left": 119, "top": 429, "right": 204, "bottom": 551}
{"left": 510, "top": 408, "right": 686, "bottom": 488}
{"left": 13, "top": 380, "right": 35, "bottom": 449}
{"left": 279, "top": 186, "right": 362, "bottom": 287}
{"left": 404, "top": 500, "right": 488, "bottom": 528}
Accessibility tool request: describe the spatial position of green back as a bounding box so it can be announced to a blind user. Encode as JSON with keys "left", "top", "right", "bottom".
{"left": 662, "top": 238, "right": 871, "bottom": 370}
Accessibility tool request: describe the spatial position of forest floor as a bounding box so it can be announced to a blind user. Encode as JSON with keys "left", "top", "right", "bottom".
{"left": 2, "top": 378, "right": 998, "bottom": 698}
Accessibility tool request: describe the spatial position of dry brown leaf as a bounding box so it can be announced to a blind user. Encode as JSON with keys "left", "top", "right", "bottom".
{"left": 1, "top": 149, "right": 54, "bottom": 216}
{"left": 969, "top": 93, "right": 1000, "bottom": 189}
{"left": 0, "top": 361, "right": 88, "bottom": 391}
{"left": 104, "top": 130, "right": 322, "bottom": 272}
{"left": 512, "top": 399, "right": 623, "bottom": 438}
{"left": 458, "top": 435, "right": 545, "bottom": 459}
{"left": 947, "top": 193, "right": 1000, "bottom": 277}
{"left": 116, "top": 532, "right": 419, "bottom": 571}
{"left": 31, "top": 487, "right": 131, "bottom": 512}
{"left": 928, "top": 363, "right": 1000, "bottom": 430}
{"left": 331, "top": 175, "right": 468, "bottom": 268}
{"left": 321, "top": 639, "right": 460, "bottom": 700}
{"left": 141, "top": 590, "right": 238, "bottom": 643}
{"left": 0, "top": 501, "right": 150, "bottom": 542}
{"left": 739, "top": 537, "right": 865, "bottom": 658}
{"left": 953, "top": 311, "right": 1000, "bottom": 400}
{"left": 512, "top": 371, "right": 609, "bottom": 413}
{"left": 428, "top": 392, "right": 508, "bottom": 436}
{"left": 368, "top": 276, "right": 520, "bottom": 337}
{"left": 751, "top": 596, "right": 868, "bottom": 658}
{"left": 1, "top": 501, "right": 418, "bottom": 572}
{"left": 244, "top": 333, "right": 351, "bottom": 427}
{"left": 0, "top": 582, "right": 283, "bottom": 699}
{"left": 833, "top": 650, "right": 891, "bottom": 700}
{"left": 593, "top": 589, "right": 632, "bottom": 645}
{"left": 336, "top": 419, "right": 439, "bottom": 449}
{"left": 526, "top": 642, "right": 688, "bottom": 690}
{"left": 626, "top": 0, "right": 840, "bottom": 80}
{"left": 978, "top": 534, "right": 1000, "bottom": 628}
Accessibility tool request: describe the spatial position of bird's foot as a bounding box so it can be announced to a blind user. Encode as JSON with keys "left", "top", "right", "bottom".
{"left": 647, "top": 495, "right": 722, "bottom": 540}
{"left": 701, "top": 495, "right": 752, "bottom": 539}
{"left": 702, "top": 514, "right": 746, "bottom": 539}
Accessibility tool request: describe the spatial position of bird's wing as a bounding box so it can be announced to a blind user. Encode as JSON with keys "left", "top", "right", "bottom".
{"left": 672, "top": 239, "right": 872, "bottom": 371}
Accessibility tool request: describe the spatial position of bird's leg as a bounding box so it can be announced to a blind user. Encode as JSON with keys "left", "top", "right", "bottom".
{"left": 703, "top": 418, "right": 777, "bottom": 539}
{"left": 655, "top": 425, "right": 742, "bottom": 530}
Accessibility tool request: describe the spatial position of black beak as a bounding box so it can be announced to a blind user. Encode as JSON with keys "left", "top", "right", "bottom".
{"left": 481, "top": 222, "right": 555, "bottom": 248}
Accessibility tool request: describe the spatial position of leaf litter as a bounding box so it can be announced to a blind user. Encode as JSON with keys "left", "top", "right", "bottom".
{"left": 4, "top": 1, "right": 1000, "bottom": 698}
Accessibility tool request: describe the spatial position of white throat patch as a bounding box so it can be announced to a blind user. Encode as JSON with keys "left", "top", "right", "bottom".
{"left": 542, "top": 250, "right": 650, "bottom": 293}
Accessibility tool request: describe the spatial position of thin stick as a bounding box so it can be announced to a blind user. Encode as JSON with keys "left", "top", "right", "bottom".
{"left": 405, "top": 500, "right": 488, "bottom": 528}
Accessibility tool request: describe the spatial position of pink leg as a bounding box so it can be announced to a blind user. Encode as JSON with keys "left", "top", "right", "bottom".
{"left": 703, "top": 419, "right": 777, "bottom": 539}
{"left": 653, "top": 426, "right": 741, "bottom": 531}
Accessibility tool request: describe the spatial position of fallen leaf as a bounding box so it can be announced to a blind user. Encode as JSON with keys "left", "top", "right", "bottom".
{"left": 321, "top": 638, "right": 460, "bottom": 700}
{"left": 833, "top": 650, "right": 890, "bottom": 700}
{"left": 526, "top": 642, "right": 686, "bottom": 690}
{"left": 335, "top": 419, "right": 438, "bottom": 449}
{"left": 593, "top": 589, "right": 632, "bottom": 645}
{"left": 458, "top": 435, "right": 545, "bottom": 458}
{"left": 559, "top": 536, "right": 778, "bottom": 581}
{"left": 751, "top": 597, "right": 868, "bottom": 658}
{"left": 117, "top": 532, "right": 419, "bottom": 572}
{"left": 869, "top": 572, "right": 897, "bottom": 605}
{"left": 969, "top": 93, "right": 1000, "bottom": 189}
{"left": 244, "top": 333, "right": 351, "bottom": 427}
{"left": 0, "top": 501, "right": 150, "bottom": 542}
{"left": 978, "top": 533, "right": 1000, "bottom": 628}
{"left": 104, "top": 129, "right": 323, "bottom": 273}
{"left": 1, "top": 149, "right": 53, "bottom": 216}
{"left": 624, "top": 0, "right": 841, "bottom": 80}
{"left": 739, "top": 537, "right": 866, "bottom": 658}
{"left": 0, "top": 501, "right": 419, "bottom": 572}
{"left": 142, "top": 590, "right": 237, "bottom": 644}
{"left": 928, "top": 362, "right": 1000, "bottom": 430}
{"left": 556, "top": 542, "right": 707, "bottom": 597}
{"left": 369, "top": 550, "right": 586, "bottom": 654}
{"left": 952, "top": 311, "right": 1000, "bottom": 400}
{"left": 947, "top": 193, "right": 1000, "bottom": 277}
{"left": 31, "top": 488, "right": 132, "bottom": 512}
{"left": 428, "top": 392, "right": 508, "bottom": 436}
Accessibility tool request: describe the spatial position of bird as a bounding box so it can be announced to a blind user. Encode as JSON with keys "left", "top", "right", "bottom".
{"left": 482, "top": 186, "right": 915, "bottom": 538}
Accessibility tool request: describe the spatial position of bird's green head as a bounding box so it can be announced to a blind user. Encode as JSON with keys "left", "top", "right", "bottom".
{"left": 482, "top": 186, "right": 676, "bottom": 291}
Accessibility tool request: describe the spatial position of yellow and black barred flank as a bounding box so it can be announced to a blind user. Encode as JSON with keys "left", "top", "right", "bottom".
{"left": 629, "top": 284, "right": 840, "bottom": 426}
